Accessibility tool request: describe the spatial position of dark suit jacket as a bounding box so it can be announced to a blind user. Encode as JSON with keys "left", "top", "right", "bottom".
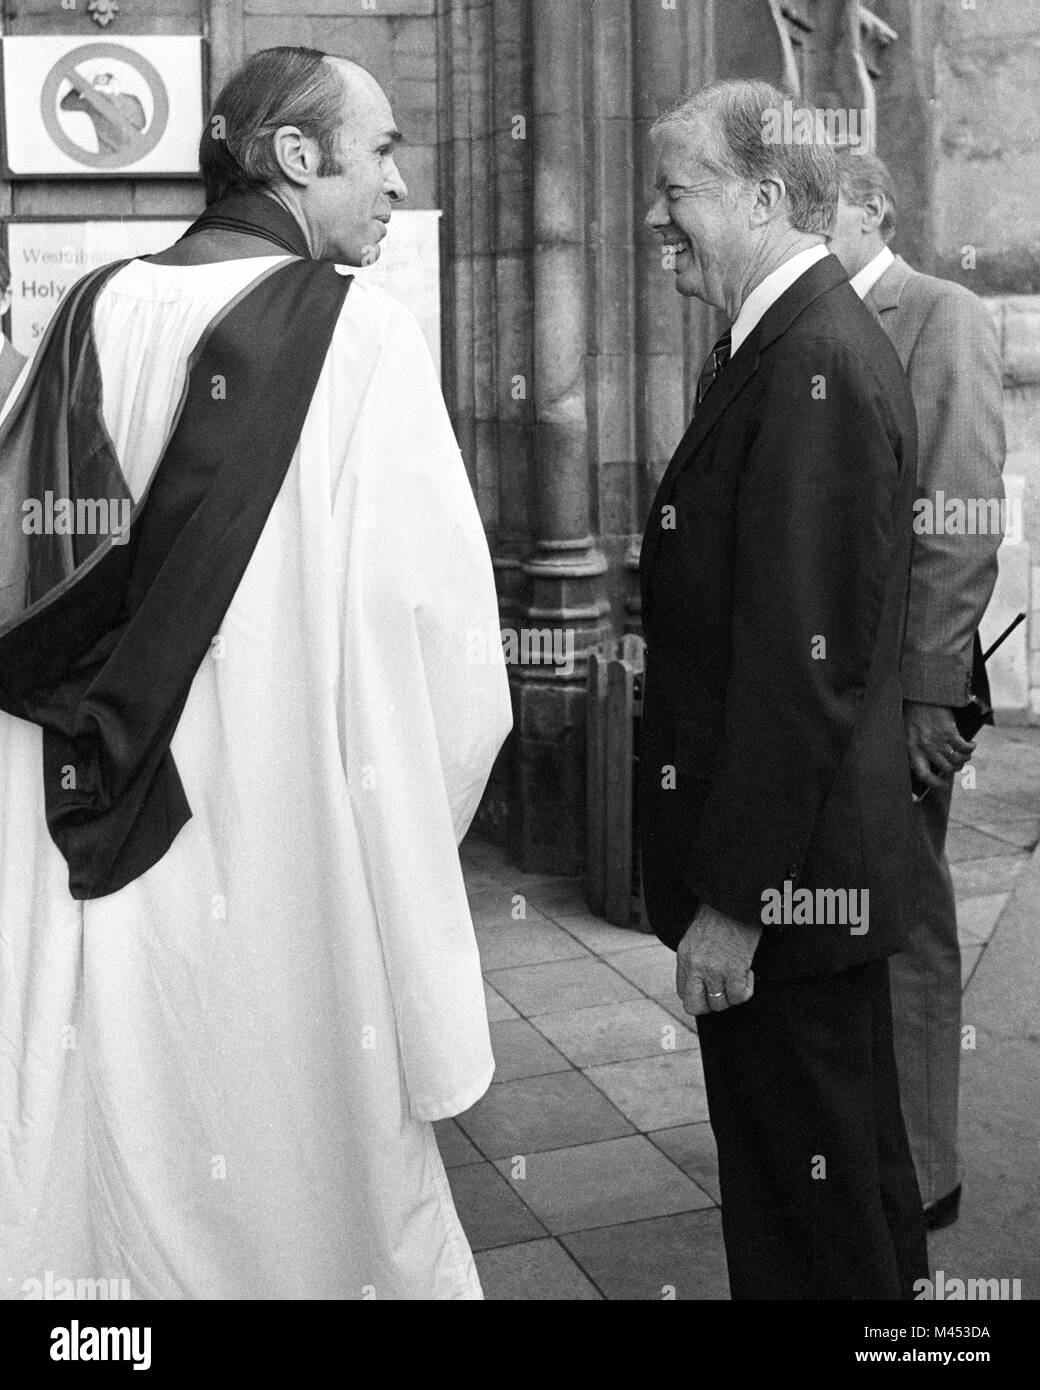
{"left": 639, "top": 254, "right": 919, "bottom": 979}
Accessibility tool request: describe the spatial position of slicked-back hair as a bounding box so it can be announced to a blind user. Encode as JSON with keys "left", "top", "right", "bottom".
{"left": 651, "top": 79, "right": 838, "bottom": 238}
{"left": 199, "top": 47, "right": 351, "bottom": 205}
{"left": 833, "top": 147, "right": 898, "bottom": 242}
{"left": 0, "top": 247, "right": 11, "bottom": 295}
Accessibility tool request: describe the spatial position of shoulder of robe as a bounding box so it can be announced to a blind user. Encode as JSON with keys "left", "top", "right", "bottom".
{"left": 331, "top": 275, "right": 431, "bottom": 372}
{"left": 333, "top": 272, "right": 420, "bottom": 331}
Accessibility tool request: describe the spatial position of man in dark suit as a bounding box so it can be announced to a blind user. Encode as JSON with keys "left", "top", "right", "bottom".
{"left": 640, "top": 80, "right": 928, "bottom": 1299}
{"left": 829, "top": 149, "right": 1006, "bottom": 1233}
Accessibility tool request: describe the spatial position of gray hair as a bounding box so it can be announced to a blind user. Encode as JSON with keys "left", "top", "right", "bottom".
{"left": 834, "top": 147, "right": 898, "bottom": 242}
{"left": 651, "top": 79, "right": 838, "bottom": 238}
{"left": 199, "top": 47, "right": 353, "bottom": 205}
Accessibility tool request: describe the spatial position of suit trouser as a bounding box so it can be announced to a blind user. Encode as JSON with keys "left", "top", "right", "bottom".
{"left": 887, "top": 777, "right": 960, "bottom": 1206}
{"left": 696, "top": 958, "right": 929, "bottom": 1300}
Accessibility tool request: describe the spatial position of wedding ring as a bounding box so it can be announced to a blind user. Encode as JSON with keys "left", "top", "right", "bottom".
{"left": 707, "top": 990, "right": 725, "bottom": 998}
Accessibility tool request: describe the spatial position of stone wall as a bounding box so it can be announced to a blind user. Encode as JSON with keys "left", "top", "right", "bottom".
{"left": 0, "top": 0, "right": 206, "bottom": 224}
{"left": 235, "top": 0, "right": 439, "bottom": 208}
{"left": 927, "top": 0, "right": 1040, "bottom": 718}
{"left": 867, "top": 2, "right": 1040, "bottom": 722}
{"left": 985, "top": 297, "right": 1040, "bottom": 719}
{"left": 4, "top": 0, "right": 1038, "bottom": 867}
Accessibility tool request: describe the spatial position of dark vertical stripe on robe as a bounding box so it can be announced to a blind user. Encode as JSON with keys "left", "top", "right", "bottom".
{"left": 0, "top": 257, "right": 351, "bottom": 899}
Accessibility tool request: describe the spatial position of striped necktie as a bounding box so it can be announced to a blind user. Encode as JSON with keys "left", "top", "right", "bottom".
{"left": 695, "top": 331, "right": 732, "bottom": 412}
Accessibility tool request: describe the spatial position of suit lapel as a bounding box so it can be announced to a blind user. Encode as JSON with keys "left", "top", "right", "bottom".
{"left": 641, "top": 254, "right": 851, "bottom": 593}
{"left": 639, "top": 341, "right": 760, "bottom": 583}
{"left": 866, "top": 253, "right": 912, "bottom": 317}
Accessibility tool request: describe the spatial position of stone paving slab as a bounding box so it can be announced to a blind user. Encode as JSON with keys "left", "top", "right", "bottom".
{"left": 474, "top": 1238, "right": 603, "bottom": 1300}
{"left": 485, "top": 956, "right": 642, "bottom": 1016}
{"left": 649, "top": 1123, "right": 723, "bottom": 1204}
{"left": 583, "top": 1051, "right": 710, "bottom": 1131}
{"left": 560, "top": 1209, "right": 730, "bottom": 1301}
{"left": 455, "top": 1069, "right": 635, "bottom": 1158}
{"left": 945, "top": 823, "right": 1032, "bottom": 862}
{"left": 432, "top": 1118, "right": 482, "bottom": 1169}
{"left": 488, "top": 1019, "right": 572, "bottom": 1082}
{"left": 483, "top": 981, "right": 519, "bottom": 1022}
{"left": 531, "top": 997, "right": 698, "bottom": 1068}
{"left": 961, "top": 941, "right": 984, "bottom": 989}
{"left": 492, "top": 1135, "right": 714, "bottom": 1234}
{"left": 511, "top": 878, "right": 587, "bottom": 914}
{"left": 454, "top": 724, "right": 1040, "bottom": 1299}
{"left": 956, "top": 893, "right": 1009, "bottom": 944}
{"left": 475, "top": 916, "right": 590, "bottom": 970}
{"left": 550, "top": 910, "right": 655, "bottom": 954}
{"left": 445, "top": 1161, "right": 548, "bottom": 1251}
{"left": 949, "top": 852, "right": 1029, "bottom": 900}
{"left": 603, "top": 945, "right": 678, "bottom": 997}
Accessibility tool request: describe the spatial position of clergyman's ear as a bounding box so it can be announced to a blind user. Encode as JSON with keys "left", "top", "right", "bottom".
{"left": 270, "top": 126, "right": 318, "bottom": 188}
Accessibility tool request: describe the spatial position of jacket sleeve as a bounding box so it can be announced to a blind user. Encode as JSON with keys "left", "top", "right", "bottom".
{"left": 682, "top": 337, "right": 911, "bottom": 927}
{"left": 899, "top": 287, "right": 1005, "bottom": 705}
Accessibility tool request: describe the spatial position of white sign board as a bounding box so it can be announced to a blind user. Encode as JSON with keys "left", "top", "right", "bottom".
{"left": 4, "top": 220, "right": 193, "bottom": 356}
{"left": 5, "top": 211, "right": 442, "bottom": 375}
{"left": 1, "top": 36, "right": 203, "bottom": 176}
{"left": 353, "top": 209, "right": 442, "bottom": 378}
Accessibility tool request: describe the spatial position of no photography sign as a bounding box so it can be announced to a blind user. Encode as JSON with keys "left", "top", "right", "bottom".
{"left": 1, "top": 35, "right": 202, "bottom": 176}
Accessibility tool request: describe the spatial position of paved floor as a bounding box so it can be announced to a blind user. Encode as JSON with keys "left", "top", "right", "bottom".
{"left": 443, "top": 724, "right": 1040, "bottom": 1300}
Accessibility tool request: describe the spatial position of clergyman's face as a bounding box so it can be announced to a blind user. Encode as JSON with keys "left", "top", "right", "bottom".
{"left": 645, "top": 126, "right": 749, "bottom": 310}
{"left": 307, "top": 64, "right": 407, "bottom": 266}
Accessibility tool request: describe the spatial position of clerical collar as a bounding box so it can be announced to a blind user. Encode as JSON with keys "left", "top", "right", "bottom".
{"left": 850, "top": 245, "right": 895, "bottom": 300}
{"left": 178, "top": 190, "right": 311, "bottom": 258}
{"left": 730, "top": 244, "right": 830, "bottom": 355}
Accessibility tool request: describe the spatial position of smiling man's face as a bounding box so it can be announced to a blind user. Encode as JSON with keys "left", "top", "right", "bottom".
{"left": 646, "top": 124, "right": 751, "bottom": 312}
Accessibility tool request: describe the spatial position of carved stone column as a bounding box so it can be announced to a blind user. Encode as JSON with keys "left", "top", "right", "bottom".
{"left": 208, "top": 0, "right": 244, "bottom": 97}
{"left": 510, "top": 0, "right": 610, "bottom": 873}
{"left": 490, "top": 0, "right": 533, "bottom": 632}
{"left": 626, "top": 0, "right": 716, "bottom": 633}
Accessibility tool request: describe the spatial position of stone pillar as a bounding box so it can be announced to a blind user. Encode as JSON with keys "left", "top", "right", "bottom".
{"left": 438, "top": 0, "right": 479, "bottom": 490}
{"left": 208, "top": 0, "right": 245, "bottom": 98}
{"left": 490, "top": 0, "right": 534, "bottom": 631}
{"left": 588, "top": 0, "right": 636, "bottom": 629}
{"left": 510, "top": 0, "right": 610, "bottom": 873}
{"left": 626, "top": 0, "right": 716, "bottom": 633}
{"left": 873, "top": 0, "right": 938, "bottom": 273}
{"left": 801, "top": 0, "right": 871, "bottom": 111}
{"left": 715, "top": 0, "right": 794, "bottom": 83}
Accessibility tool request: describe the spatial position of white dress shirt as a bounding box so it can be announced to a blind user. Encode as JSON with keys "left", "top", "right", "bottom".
{"left": 730, "top": 243, "right": 830, "bottom": 355}
{"left": 850, "top": 244, "right": 895, "bottom": 300}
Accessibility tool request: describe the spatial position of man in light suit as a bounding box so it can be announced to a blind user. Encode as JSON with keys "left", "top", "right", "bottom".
{"left": 640, "top": 79, "right": 928, "bottom": 1298}
{"left": 829, "top": 149, "right": 1006, "bottom": 1232}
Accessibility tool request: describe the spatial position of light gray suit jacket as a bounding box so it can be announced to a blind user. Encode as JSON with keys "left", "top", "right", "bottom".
{"left": 868, "top": 254, "right": 1005, "bottom": 707}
